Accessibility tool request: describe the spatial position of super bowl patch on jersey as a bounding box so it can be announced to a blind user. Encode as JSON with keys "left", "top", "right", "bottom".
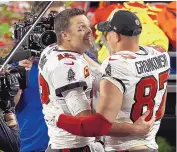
{"left": 68, "top": 68, "right": 76, "bottom": 81}
{"left": 105, "top": 63, "right": 111, "bottom": 76}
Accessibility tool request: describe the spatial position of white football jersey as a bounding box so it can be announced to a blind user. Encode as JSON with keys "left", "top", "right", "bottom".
{"left": 38, "top": 44, "right": 95, "bottom": 149}
{"left": 101, "top": 46, "right": 170, "bottom": 151}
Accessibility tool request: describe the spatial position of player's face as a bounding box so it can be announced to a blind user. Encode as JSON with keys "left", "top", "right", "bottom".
{"left": 67, "top": 15, "right": 92, "bottom": 52}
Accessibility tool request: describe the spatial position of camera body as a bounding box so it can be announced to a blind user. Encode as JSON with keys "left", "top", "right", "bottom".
{"left": 13, "top": 11, "right": 57, "bottom": 57}
{"left": 8, "top": 66, "right": 28, "bottom": 90}
{"left": 0, "top": 56, "right": 28, "bottom": 91}
{"left": 0, "top": 66, "right": 27, "bottom": 112}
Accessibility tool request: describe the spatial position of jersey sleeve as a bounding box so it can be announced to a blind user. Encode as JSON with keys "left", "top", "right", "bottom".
{"left": 61, "top": 88, "right": 91, "bottom": 116}
{"left": 51, "top": 60, "right": 91, "bottom": 115}
{"left": 51, "top": 61, "right": 88, "bottom": 97}
{"left": 101, "top": 58, "right": 129, "bottom": 94}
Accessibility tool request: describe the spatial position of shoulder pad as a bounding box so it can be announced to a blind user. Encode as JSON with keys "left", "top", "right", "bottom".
{"left": 42, "top": 44, "right": 57, "bottom": 55}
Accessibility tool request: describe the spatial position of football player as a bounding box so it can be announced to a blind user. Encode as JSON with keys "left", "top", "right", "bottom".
{"left": 57, "top": 10, "right": 170, "bottom": 152}
{"left": 39, "top": 9, "right": 155, "bottom": 152}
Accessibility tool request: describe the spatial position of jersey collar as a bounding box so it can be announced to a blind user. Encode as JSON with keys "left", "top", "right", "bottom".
{"left": 53, "top": 46, "right": 82, "bottom": 56}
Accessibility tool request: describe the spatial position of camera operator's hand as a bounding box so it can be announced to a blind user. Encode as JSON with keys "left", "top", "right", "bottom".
{"left": 0, "top": 72, "right": 20, "bottom": 113}
{"left": 19, "top": 57, "right": 34, "bottom": 70}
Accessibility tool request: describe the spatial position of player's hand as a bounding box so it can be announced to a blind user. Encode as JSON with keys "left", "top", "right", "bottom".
{"left": 19, "top": 57, "right": 34, "bottom": 70}
{"left": 132, "top": 110, "right": 155, "bottom": 136}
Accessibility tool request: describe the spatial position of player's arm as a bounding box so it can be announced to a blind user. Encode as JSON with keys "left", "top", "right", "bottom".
{"left": 57, "top": 78, "right": 122, "bottom": 137}
{"left": 96, "top": 79, "right": 123, "bottom": 122}
{"left": 83, "top": 53, "right": 101, "bottom": 69}
{"left": 57, "top": 77, "right": 154, "bottom": 137}
{"left": 108, "top": 110, "right": 154, "bottom": 137}
{"left": 83, "top": 53, "right": 102, "bottom": 92}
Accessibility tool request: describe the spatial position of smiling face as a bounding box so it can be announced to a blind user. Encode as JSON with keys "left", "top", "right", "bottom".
{"left": 66, "top": 14, "right": 92, "bottom": 53}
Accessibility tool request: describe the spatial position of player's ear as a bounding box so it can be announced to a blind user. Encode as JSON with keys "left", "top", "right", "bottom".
{"left": 61, "top": 31, "right": 70, "bottom": 42}
{"left": 116, "top": 33, "right": 121, "bottom": 42}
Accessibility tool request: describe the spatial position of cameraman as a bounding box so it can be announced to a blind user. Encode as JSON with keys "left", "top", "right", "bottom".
{"left": 13, "top": 2, "right": 65, "bottom": 152}
{"left": 0, "top": 70, "right": 20, "bottom": 152}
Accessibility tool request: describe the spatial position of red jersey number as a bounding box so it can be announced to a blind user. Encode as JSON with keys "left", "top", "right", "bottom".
{"left": 39, "top": 74, "right": 50, "bottom": 104}
{"left": 131, "top": 70, "right": 169, "bottom": 122}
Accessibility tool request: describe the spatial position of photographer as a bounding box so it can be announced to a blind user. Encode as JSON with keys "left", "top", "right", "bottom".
{"left": 0, "top": 70, "right": 21, "bottom": 152}
{"left": 13, "top": 2, "right": 65, "bottom": 152}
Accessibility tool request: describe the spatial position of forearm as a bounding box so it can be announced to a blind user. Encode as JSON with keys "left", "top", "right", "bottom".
{"left": 107, "top": 122, "right": 137, "bottom": 137}
{"left": 57, "top": 80, "right": 123, "bottom": 137}
{"left": 83, "top": 53, "right": 101, "bottom": 69}
{"left": 57, "top": 113, "right": 112, "bottom": 137}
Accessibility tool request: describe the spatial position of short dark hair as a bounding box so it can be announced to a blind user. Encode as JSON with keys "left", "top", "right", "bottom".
{"left": 54, "top": 8, "right": 85, "bottom": 45}
{"left": 31, "top": 1, "right": 65, "bottom": 16}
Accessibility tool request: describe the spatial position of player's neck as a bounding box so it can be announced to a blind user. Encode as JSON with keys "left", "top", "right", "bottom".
{"left": 116, "top": 41, "right": 139, "bottom": 53}
{"left": 58, "top": 44, "right": 84, "bottom": 55}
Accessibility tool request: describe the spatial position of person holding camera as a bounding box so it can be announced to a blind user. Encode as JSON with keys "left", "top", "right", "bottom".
{"left": 13, "top": 2, "right": 65, "bottom": 152}
{"left": 0, "top": 70, "right": 21, "bottom": 152}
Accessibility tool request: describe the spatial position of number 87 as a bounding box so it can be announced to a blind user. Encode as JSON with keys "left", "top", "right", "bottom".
{"left": 130, "top": 69, "right": 169, "bottom": 122}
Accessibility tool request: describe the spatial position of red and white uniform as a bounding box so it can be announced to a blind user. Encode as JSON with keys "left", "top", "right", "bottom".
{"left": 101, "top": 46, "right": 170, "bottom": 151}
{"left": 38, "top": 45, "right": 95, "bottom": 149}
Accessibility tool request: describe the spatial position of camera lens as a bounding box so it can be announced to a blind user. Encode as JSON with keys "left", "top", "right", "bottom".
{"left": 40, "top": 30, "right": 57, "bottom": 48}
